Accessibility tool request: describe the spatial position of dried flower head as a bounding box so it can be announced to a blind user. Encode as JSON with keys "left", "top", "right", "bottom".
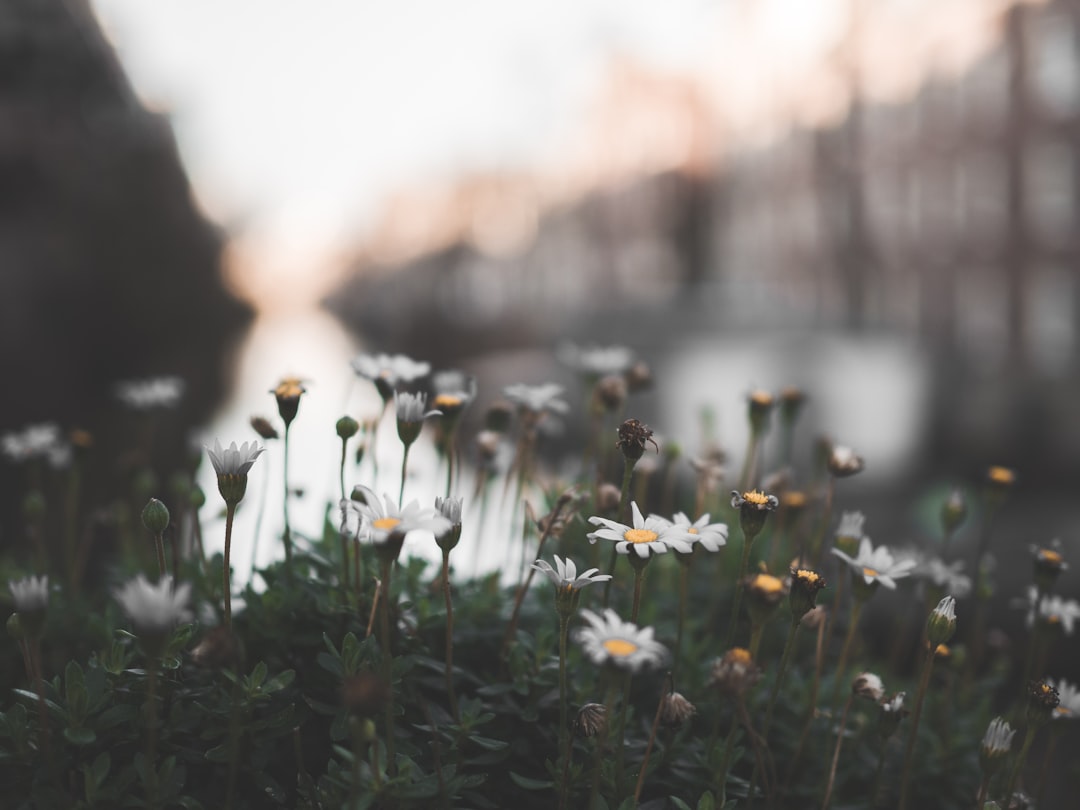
{"left": 574, "top": 703, "right": 607, "bottom": 738}
{"left": 271, "top": 377, "right": 306, "bottom": 426}
{"left": 852, "top": 672, "right": 885, "bottom": 701}
{"left": 592, "top": 374, "right": 628, "bottom": 414}
{"left": 790, "top": 568, "right": 827, "bottom": 618}
{"left": 625, "top": 360, "right": 653, "bottom": 392}
{"left": 659, "top": 692, "right": 697, "bottom": 727}
{"left": 595, "top": 483, "right": 622, "bottom": 514}
{"left": 1025, "top": 680, "right": 1060, "bottom": 725}
{"left": 827, "top": 445, "right": 865, "bottom": 478}
{"left": 250, "top": 416, "right": 279, "bottom": 440}
{"left": 616, "top": 418, "right": 657, "bottom": 462}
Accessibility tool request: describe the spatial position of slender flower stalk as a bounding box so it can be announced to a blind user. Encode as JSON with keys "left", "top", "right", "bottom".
{"left": 726, "top": 490, "right": 779, "bottom": 646}
{"left": 142, "top": 498, "right": 170, "bottom": 579}
{"left": 394, "top": 392, "right": 441, "bottom": 506}
{"left": 435, "top": 496, "right": 463, "bottom": 721}
{"left": 206, "top": 440, "right": 264, "bottom": 629}
{"left": 978, "top": 717, "right": 1015, "bottom": 809}
{"left": 764, "top": 569, "right": 826, "bottom": 735}
{"left": 739, "top": 390, "right": 774, "bottom": 491}
{"left": 336, "top": 416, "right": 359, "bottom": 591}
{"left": 898, "top": 597, "right": 957, "bottom": 810}
{"left": 1002, "top": 680, "right": 1059, "bottom": 805}
{"left": 822, "top": 673, "right": 884, "bottom": 810}
{"left": 272, "top": 378, "right": 305, "bottom": 565}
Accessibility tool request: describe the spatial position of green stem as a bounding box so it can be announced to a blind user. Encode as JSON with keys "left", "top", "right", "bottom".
{"left": 763, "top": 619, "right": 800, "bottom": 736}
{"left": 558, "top": 613, "right": 571, "bottom": 809}
{"left": 155, "top": 533, "right": 168, "bottom": 579}
{"left": 614, "top": 672, "right": 633, "bottom": 803}
{"left": 898, "top": 644, "right": 936, "bottom": 810}
{"left": 588, "top": 680, "right": 619, "bottom": 809}
{"left": 715, "top": 707, "right": 741, "bottom": 801}
{"left": 633, "top": 677, "right": 670, "bottom": 803}
{"left": 378, "top": 556, "right": 397, "bottom": 776}
{"left": 602, "top": 545, "right": 619, "bottom": 609}
{"left": 675, "top": 561, "right": 689, "bottom": 681}
{"left": 821, "top": 693, "right": 853, "bottom": 810}
{"left": 725, "top": 527, "right": 759, "bottom": 647}
{"left": 282, "top": 424, "right": 293, "bottom": 566}
{"left": 399, "top": 442, "right": 412, "bottom": 507}
{"left": 738, "top": 429, "right": 760, "bottom": 492}
{"left": 870, "top": 743, "right": 887, "bottom": 809}
{"left": 832, "top": 596, "right": 866, "bottom": 705}
{"left": 146, "top": 665, "right": 159, "bottom": 809}
{"left": 631, "top": 564, "right": 645, "bottom": 623}
{"left": 786, "top": 615, "right": 826, "bottom": 790}
{"left": 748, "top": 622, "right": 765, "bottom": 660}
{"left": 441, "top": 548, "right": 459, "bottom": 721}
{"left": 1001, "top": 724, "right": 1038, "bottom": 807}
{"left": 223, "top": 503, "right": 236, "bottom": 630}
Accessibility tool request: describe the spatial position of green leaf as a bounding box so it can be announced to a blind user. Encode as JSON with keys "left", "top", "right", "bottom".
{"left": 617, "top": 798, "right": 637, "bottom": 810}
{"left": 63, "top": 726, "right": 97, "bottom": 746}
{"left": 316, "top": 652, "right": 344, "bottom": 678}
{"left": 697, "top": 792, "right": 717, "bottom": 810}
{"left": 91, "top": 752, "right": 111, "bottom": 785}
{"left": 670, "top": 799, "right": 693, "bottom": 810}
{"left": 508, "top": 772, "right": 553, "bottom": 790}
{"left": 468, "top": 735, "right": 509, "bottom": 751}
{"left": 262, "top": 669, "right": 296, "bottom": 694}
{"left": 205, "top": 744, "right": 230, "bottom": 763}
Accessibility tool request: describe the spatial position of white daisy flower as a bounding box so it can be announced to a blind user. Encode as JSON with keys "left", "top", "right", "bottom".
{"left": 835, "top": 511, "right": 866, "bottom": 542}
{"left": 115, "top": 376, "right": 185, "bottom": 410}
{"left": 347, "top": 486, "right": 452, "bottom": 546}
{"left": 557, "top": 343, "right": 635, "bottom": 377}
{"left": 350, "top": 353, "right": 431, "bottom": 386}
{"left": 1, "top": 423, "right": 62, "bottom": 463}
{"left": 1051, "top": 679, "right": 1080, "bottom": 719}
{"left": 114, "top": 575, "right": 192, "bottom": 637}
{"left": 831, "top": 537, "right": 917, "bottom": 590}
{"left": 8, "top": 575, "right": 49, "bottom": 613}
{"left": 502, "top": 383, "right": 570, "bottom": 416}
{"left": 587, "top": 502, "right": 697, "bottom": 559}
{"left": 919, "top": 557, "right": 973, "bottom": 599}
{"left": 852, "top": 672, "right": 886, "bottom": 701}
{"left": 431, "top": 370, "right": 477, "bottom": 415}
{"left": 532, "top": 555, "right": 611, "bottom": 591}
{"left": 206, "top": 440, "right": 265, "bottom": 476}
{"left": 395, "top": 392, "right": 441, "bottom": 424}
{"left": 880, "top": 692, "right": 906, "bottom": 714}
{"left": 574, "top": 608, "right": 668, "bottom": 673}
{"left": 1031, "top": 591, "right": 1080, "bottom": 635}
{"left": 651, "top": 511, "right": 729, "bottom": 553}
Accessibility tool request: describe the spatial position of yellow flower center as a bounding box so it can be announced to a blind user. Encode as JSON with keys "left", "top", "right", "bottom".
{"left": 934, "top": 644, "right": 950, "bottom": 658}
{"left": 728, "top": 648, "right": 752, "bottom": 665}
{"left": 1048, "top": 615, "right": 1061, "bottom": 625}
{"left": 1055, "top": 706, "right": 1070, "bottom": 716}
{"left": 751, "top": 574, "right": 784, "bottom": 594}
{"left": 988, "top": 466, "right": 1015, "bottom": 485}
{"left": 275, "top": 378, "right": 305, "bottom": 398}
{"left": 1039, "top": 550, "right": 1063, "bottom": 564}
{"left": 372, "top": 517, "right": 401, "bottom": 531}
{"left": 743, "top": 490, "right": 770, "bottom": 506}
{"left": 784, "top": 492, "right": 808, "bottom": 508}
{"left": 688, "top": 527, "right": 699, "bottom": 535}
{"left": 434, "top": 394, "right": 463, "bottom": 409}
{"left": 750, "top": 391, "right": 773, "bottom": 406}
{"left": 624, "top": 529, "right": 658, "bottom": 544}
{"left": 796, "top": 570, "right": 821, "bottom": 585}
{"left": 602, "top": 638, "right": 639, "bottom": 657}
{"left": 863, "top": 567, "right": 879, "bottom": 578}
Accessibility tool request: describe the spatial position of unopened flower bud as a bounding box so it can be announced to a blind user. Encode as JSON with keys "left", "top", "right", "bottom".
{"left": 747, "top": 390, "right": 774, "bottom": 435}
{"left": 272, "top": 378, "right": 306, "bottom": 427}
{"left": 250, "top": 416, "right": 279, "bottom": 440}
{"left": 625, "top": 361, "right": 653, "bottom": 393}
{"left": 659, "top": 692, "right": 697, "bottom": 727}
{"left": 336, "top": 415, "right": 360, "bottom": 440}
{"left": 852, "top": 672, "right": 885, "bottom": 701}
{"left": 926, "top": 596, "right": 957, "bottom": 647}
{"left": 575, "top": 703, "right": 607, "bottom": 738}
{"left": 141, "top": 498, "right": 170, "bottom": 535}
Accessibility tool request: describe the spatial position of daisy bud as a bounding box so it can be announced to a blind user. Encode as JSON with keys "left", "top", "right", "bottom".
{"left": 141, "top": 498, "right": 170, "bottom": 535}
{"left": 659, "top": 692, "right": 697, "bottom": 727}
{"left": 336, "top": 415, "right": 360, "bottom": 440}
{"left": 250, "top": 416, "right": 279, "bottom": 440}
{"left": 396, "top": 392, "right": 440, "bottom": 448}
{"left": 730, "top": 489, "right": 779, "bottom": 540}
{"left": 709, "top": 648, "right": 762, "bottom": 697}
{"left": 1025, "top": 680, "right": 1060, "bottom": 726}
{"left": 827, "top": 445, "right": 865, "bottom": 478}
{"left": 616, "top": 418, "right": 657, "bottom": 463}
{"left": 852, "top": 672, "right": 885, "bottom": 701}
{"left": 789, "top": 568, "right": 827, "bottom": 620}
{"left": 746, "top": 573, "right": 787, "bottom": 625}
{"left": 939, "top": 488, "right": 966, "bottom": 537}
{"left": 9, "top": 575, "right": 49, "bottom": 639}
{"left": 984, "top": 465, "right": 1015, "bottom": 509}
{"left": 979, "top": 717, "right": 1015, "bottom": 775}
{"left": 747, "top": 389, "right": 774, "bottom": 435}
{"left": 625, "top": 361, "right": 653, "bottom": 393}
{"left": 1031, "top": 543, "right": 1067, "bottom": 595}
{"left": 574, "top": 703, "right": 607, "bottom": 738}
{"left": 926, "top": 596, "right": 957, "bottom": 647}
{"left": 272, "top": 377, "right": 306, "bottom": 427}
{"left": 434, "top": 496, "right": 463, "bottom": 552}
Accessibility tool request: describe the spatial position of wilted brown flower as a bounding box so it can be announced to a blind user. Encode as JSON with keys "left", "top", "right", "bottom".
{"left": 250, "top": 416, "right": 279, "bottom": 440}
{"left": 616, "top": 418, "right": 658, "bottom": 462}
{"left": 709, "top": 648, "right": 762, "bottom": 697}
{"left": 574, "top": 703, "right": 607, "bottom": 737}
{"left": 659, "top": 692, "right": 697, "bottom": 727}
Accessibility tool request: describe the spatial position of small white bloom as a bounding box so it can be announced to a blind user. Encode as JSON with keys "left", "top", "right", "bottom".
{"left": 1050, "top": 679, "right": 1080, "bottom": 719}
{"left": 532, "top": 555, "right": 611, "bottom": 591}
{"left": 587, "top": 502, "right": 697, "bottom": 559}
{"left": 557, "top": 343, "right": 635, "bottom": 377}
{"left": 981, "top": 717, "right": 1015, "bottom": 757}
{"left": 652, "top": 512, "right": 729, "bottom": 553}
{"left": 395, "top": 391, "right": 441, "bottom": 423}
{"left": 1034, "top": 592, "right": 1080, "bottom": 635}
{"left": 351, "top": 353, "right": 430, "bottom": 386}
{"left": 919, "top": 557, "right": 973, "bottom": 600}
{"left": 347, "top": 486, "right": 452, "bottom": 546}
{"left": 831, "top": 537, "right": 916, "bottom": 590}
{"left": 8, "top": 575, "right": 49, "bottom": 613}
{"left": 835, "top": 511, "right": 866, "bottom": 542}
{"left": 114, "top": 575, "right": 192, "bottom": 636}
{"left": 881, "top": 692, "right": 906, "bottom": 713}
{"left": 431, "top": 370, "right": 477, "bottom": 412}
{"left": 206, "top": 439, "right": 265, "bottom": 476}
{"left": 434, "top": 495, "right": 462, "bottom": 525}
{"left": 502, "top": 383, "right": 570, "bottom": 416}
{"left": 115, "top": 377, "right": 185, "bottom": 410}
{"left": 575, "top": 608, "right": 668, "bottom": 673}
{"left": 1, "top": 423, "right": 62, "bottom": 463}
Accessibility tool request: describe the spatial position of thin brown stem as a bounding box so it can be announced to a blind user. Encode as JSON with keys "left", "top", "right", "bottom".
{"left": 634, "top": 676, "right": 671, "bottom": 803}
{"left": 821, "top": 693, "right": 853, "bottom": 810}
{"left": 441, "top": 548, "right": 459, "bottom": 721}
{"left": 222, "top": 504, "right": 236, "bottom": 630}
{"left": 898, "top": 644, "right": 936, "bottom": 810}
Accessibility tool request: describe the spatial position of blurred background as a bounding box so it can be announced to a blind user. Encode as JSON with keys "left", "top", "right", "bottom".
{"left": 2, "top": 0, "right": 1080, "bottom": 595}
